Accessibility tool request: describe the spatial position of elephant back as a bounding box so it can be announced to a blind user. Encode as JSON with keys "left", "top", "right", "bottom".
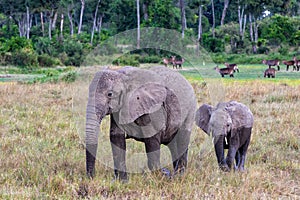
{"left": 150, "top": 66, "right": 197, "bottom": 124}
{"left": 224, "top": 101, "right": 254, "bottom": 129}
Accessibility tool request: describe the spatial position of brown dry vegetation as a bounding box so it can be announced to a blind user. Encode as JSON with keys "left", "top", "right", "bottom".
{"left": 0, "top": 78, "right": 300, "bottom": 199}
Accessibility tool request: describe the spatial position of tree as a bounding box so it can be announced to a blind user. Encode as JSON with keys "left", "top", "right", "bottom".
{"left": 220, "top": 0, "right": 229, "bottom": 26}
{"left": 78, "top": 0, "right": 85, "bottom": 34}
{"left": 179, "top": 0, "right": 186, "bottom": 38}
{"left": 137, "top": 0, "right": 140, "bottom": 48}
{"left": 91, "top": 0, "right": 102, "bottom": 44}
{"left": 211, "top": 0, "right": 215, "bottom": 37}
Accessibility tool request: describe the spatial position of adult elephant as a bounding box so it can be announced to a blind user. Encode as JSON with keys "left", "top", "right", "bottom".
{"left": 195, "top": 101, "right": 253, "bottom": 172}
{"left": 86, "top": 66, "right": 196, "bottom": 181}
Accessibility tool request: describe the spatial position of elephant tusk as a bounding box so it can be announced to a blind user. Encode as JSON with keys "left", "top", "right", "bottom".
{"left": 225, "top": 137, "right": 228, "bottom": 145}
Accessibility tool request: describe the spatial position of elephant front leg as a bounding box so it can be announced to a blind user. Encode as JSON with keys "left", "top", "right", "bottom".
{"left": 214, "top": 135, "right": 229, "bottom": 171}
{"left": 144, "top": 134, "right": 161, "bottom": 171}
{"left": 110, "top": 117, "right": 127, "bottom": 181}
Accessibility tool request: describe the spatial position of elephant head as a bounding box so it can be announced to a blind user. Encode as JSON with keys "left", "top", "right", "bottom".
{"left": 195, "top": 101, "right": 253, "bottom": 171}
{"left": 85, "top": 67, "right": 185, "bottom": 178}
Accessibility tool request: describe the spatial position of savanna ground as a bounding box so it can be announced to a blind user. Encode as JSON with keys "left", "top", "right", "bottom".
{"left": 0, "top": 64, "right": 300, "bottom": 199}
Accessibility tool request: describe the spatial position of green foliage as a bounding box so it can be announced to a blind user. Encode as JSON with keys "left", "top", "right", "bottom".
{"left": 142, "top": 0, "right": 180, "bottom": 29}
{"left": 202, "top": 34, "right": 225, "bottom": 53}
{"left": 34, "top": 37, "right": 55, "bottom": 56}
{"left": 3, "top": 36, "right": 33, "bottom": 52}
{"left": 112, "top": 54, "right": 140, "bottom": 67}
{"left": 60, "top": 71, "right": 77, "bottom": 83}
{"left": 37, "top": 54, "right": 61, "bottom": 67}
{"left": 12, "top": 47, "right": 38, "bottom": 69}
{"left": 260, "top": 14, "right": 296, "bottom": 45}
{"left": 62, "top": 39, "right": 84, "bottom": 67}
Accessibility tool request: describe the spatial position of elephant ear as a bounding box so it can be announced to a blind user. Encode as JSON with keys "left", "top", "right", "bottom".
{"left": 195, "top": 104, "right": 213, "bottom": 134}
{"left": 119, "top": 83, "right": 167, "bottom": 124}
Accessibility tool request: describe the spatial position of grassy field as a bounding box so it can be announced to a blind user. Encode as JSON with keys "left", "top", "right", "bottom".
{"left": 0, "top": 65, "right": 299, "bottom": 199}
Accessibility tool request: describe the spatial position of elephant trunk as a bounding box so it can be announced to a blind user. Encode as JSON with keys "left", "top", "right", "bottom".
{"left": 85, "top": 98, "right": 108, "bottom": 178}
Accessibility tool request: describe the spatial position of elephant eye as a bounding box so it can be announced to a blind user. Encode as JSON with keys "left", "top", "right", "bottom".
{"left": 107, "top": 91, "right": 113, "bottom": 98}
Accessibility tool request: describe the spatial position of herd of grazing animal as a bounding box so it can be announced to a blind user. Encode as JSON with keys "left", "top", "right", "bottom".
{"left": 163, "top": 56, "right": 185, "bottom": 69}
{"left": 214, "top": 56, "right": 300, "bottom": 78}
{"left": 162, "top": 56, "right": 300, "bottom": 78}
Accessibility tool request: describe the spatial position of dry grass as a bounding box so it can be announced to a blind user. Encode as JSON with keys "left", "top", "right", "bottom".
{"left": 0, "top": 78, "right": 300, "bottom": 199}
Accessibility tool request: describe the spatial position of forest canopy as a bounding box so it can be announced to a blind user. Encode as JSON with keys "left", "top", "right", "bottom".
{"left": 0, "top": 0, "right": 299, "bottom": 68}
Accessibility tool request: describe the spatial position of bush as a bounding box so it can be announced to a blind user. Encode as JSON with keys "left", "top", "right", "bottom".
{"left": 257, "top": 46, "right": 270, "bottom": 54}
{"left": 62, "top": 39, "right": 84, "bottom": 67}
{"left": 278, "top": 46, "right": 288, "bottom": 55}
{"left": 112, "top": 54, "right": 140, "bottom": 66}
{"left": 38, "top": 54, "right": 61, "bottom": 67}
{"left": 60, "top": 71, "right": 77, "bottom": 83}
{"left": 139, "top": 55, "right": 161, "bottom": 63}
{"left": 12, "top": 47, "right": 38, "bottom": 69}
{"left": 202, "top": 34, "right": 225, "bottom": 53}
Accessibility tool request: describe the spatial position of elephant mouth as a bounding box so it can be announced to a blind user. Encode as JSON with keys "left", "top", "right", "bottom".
{"left": 134, "top": 114, "right": 151, "bottom": 126}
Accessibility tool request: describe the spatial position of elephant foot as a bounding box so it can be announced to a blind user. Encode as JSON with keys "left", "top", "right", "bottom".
{"left": 113, "top": 170, "right": 128, "bottom": 183}
{"left": 219, "top": 163, "right": 230, "bottom": 172}
{"left": 161, "top": 168, "right": 172, "bottom": 179}
{"left": 237, "top": 167, "right": 246, "bottom": 173}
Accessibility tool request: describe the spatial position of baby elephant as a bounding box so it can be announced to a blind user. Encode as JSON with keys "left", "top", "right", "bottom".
{"left": 195, "top": 101, "right": 253, "bottom": 172}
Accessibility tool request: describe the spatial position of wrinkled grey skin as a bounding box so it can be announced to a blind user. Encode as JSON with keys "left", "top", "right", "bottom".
{"left": 86, "top": 66, "right": 196, "bottom": 181}
{"left": 195, "top": 101, "right": 253, "bottom": 172}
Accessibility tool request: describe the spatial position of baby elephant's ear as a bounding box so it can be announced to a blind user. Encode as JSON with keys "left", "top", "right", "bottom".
{"left": 119, "top": 83, "right": 167, "bottom": 124}
{"left": 195, "top": 104, "right": 213, "bottom": 134}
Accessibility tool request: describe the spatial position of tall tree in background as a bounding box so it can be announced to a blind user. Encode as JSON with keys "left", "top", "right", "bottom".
{"left": 137, "top": 0, "right": 140, "bottom": 48}
{"left": 237, "top": 0, "right": 246, "bottom": 40}
{"left": 179, "top": 0, "right": 186, "bottom": 38}
{"left": 78, "top": 0, "right": 85, "bottom": 34}
{"left": 211, "top": 0, "right": 215, "bottom": 37}
{"left": 91, "top": 0, "right": 102, "bottom": 44}
{"left": 220, "top": 0, "right": 229, "bottom": 26}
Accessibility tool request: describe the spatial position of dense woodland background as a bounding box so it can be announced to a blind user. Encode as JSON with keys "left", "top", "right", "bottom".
{"left": 0, "top": 0, "right": 300, "bottom": 68}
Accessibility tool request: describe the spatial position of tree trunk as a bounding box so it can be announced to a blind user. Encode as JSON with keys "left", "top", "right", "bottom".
{"left": 198, "top": 5, "right": 203, "bottom": 42}
{"left": 17, "top": 16, "right": 26, "bottom": 37}
{"left": 180, "top": 0, "right": 186, "bottom": 38}
{"left": 97, "top": 14, "right": 103, "bottom": 38}
{"left": 91, "top": 0, "right": 101, "bottom": 45}
{"left": 211, "top": 0, "right": 215, "bottom": 38}
{"left": 40, "top": 12, "right": 44, "bottom": 36}
{"left": 238, "top": 5, "right": 244, "bottom": 37}
{"left": 52, "top": 11, "right": 57, "bottom": 29}
{"left": 197, "top": 5, "right": 203, "bottom": 56}
{"left": 78, "top": 0, "right": 85, "bottom": 34}
{"left": 242, "top": 14, "right": 247, "bottom": 40}
{"left": 26, "top": 6, "right": 30, "bottom": 39}
{"left": 249, "top": 13, "right": 253, "bottom": 42}
{"left": 67, "top": 5, "right": 74, "bottom": 36}
{"left": 220, "top": 0, "right": 229, "bottom": 26}
{"left": 137, "top": 0, "right": 140, "bottom": 48}
{"left": 60, "top": 13, "right": 64, "bottom": 39}
{"left": 48, "top": 10, "right": 53, "bottom": 40}
{"left": 254, "top": 19, "right": 259, "bottom": 43}
{"left": 143, "top": 2, "right": 149, "bottom": 21}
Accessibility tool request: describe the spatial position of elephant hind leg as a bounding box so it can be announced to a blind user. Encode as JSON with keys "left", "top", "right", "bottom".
{"left": 237, "top": 128, "right": 252, "bottom": 172}
{"left": 168, "top": 128, "right": 191, "bottom": 175}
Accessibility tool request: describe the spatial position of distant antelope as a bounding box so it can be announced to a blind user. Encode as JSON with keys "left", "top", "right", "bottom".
{"left": 162, "top": 57, "right": 172, "bottom": 67}
{"left": 171, "top": 56, "right": 184, "bottom": 69}
{"left": 224, "top": 62, "right": 239, "bottom": 72}
{"left": 293, "top": 56, "right": 300, "bottom": 71}
{"left": 264, "top": 68, "right": 276, "bottom": 78}
{"left": 214, "top": 66, "right": 235, "bottom": 77}
{"left": 282, "top": 60, "right": 295, "bottom": 71}
{"left": 262, "top": 59, "right": 280, "bottom": 71}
